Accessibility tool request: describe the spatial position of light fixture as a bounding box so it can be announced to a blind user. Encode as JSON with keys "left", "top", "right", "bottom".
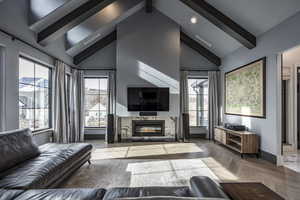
{"left": 190, "top": 17, "right": 197, "bottom": 24}
{"left": 195, "top": 35, "right": 213, "bottom": 48}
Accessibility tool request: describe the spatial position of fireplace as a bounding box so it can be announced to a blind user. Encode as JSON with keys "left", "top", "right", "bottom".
{"left": 132, "top": 120, "right": 165, "bottom": 137}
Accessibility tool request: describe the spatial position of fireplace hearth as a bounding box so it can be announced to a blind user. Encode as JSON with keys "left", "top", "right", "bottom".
{"left": 132, "top": 120, "right": 165, "bottom": 137}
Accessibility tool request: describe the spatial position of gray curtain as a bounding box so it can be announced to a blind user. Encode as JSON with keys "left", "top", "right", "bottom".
{"left": 179, "top": 71, "right": 189, "bottom": 141}
{"left": 69, "top": 69, "right": 85, "bottom": 142}
{"left": 53, "top": 60, "right": 69, "bottom": 143}
{"left": 208, "top": 71, "right": 220, "bottom": 140}
{"left": 107, "top": 71, "right": 117, "bottom": 142}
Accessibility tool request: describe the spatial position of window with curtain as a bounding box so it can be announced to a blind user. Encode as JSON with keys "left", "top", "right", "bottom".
{"left": 188, "top": 78, "right": 209, "bottom": 127}
{"left": 19, "top": 57, "right": 51, "bottom": 131}
{"left": 84, "top": 77, "right": 108, "bottom": 128}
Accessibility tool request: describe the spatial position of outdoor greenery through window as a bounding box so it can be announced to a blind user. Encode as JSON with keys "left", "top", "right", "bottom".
{"left": 188, "top": 78, "right": 209, "bottom": 127}
{"left": 19, "top": 57, "right": 51, "bottom": 131}
{"left": 84, "top": 78, "right": 108, "bottom": 128}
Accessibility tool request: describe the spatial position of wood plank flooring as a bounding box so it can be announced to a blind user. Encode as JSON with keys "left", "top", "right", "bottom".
{"left": 62, "top": 140, "right": 300, "bottom": 200}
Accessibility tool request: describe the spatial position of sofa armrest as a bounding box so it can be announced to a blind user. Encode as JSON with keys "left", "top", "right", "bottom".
{"left": 190, "top": 176, "right": 229, "bottom": 199}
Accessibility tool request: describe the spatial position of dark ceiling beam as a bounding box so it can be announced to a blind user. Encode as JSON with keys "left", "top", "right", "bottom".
{"left": 180, "top": 31, "right": 221, "bottom": 66}
{"left": 74, "top": 30, "right": 117, "bottom": 65}
{"left": 180, "top": 0, "right": 256, "bottom": 49}
{"left": 37, "top": 0, "right": 117, "bottom": 45}
{"left": 146, "top": 0, "right": 153, "bottom": 13}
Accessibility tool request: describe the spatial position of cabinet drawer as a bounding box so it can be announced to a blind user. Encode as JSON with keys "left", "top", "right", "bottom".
{"left": 215, "top": 128, "right": 226, "bottom": 144}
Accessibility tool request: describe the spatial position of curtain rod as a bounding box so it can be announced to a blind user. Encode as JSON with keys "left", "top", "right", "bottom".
{"left": 0, "top": 28, "right": 79, "bottom": 70}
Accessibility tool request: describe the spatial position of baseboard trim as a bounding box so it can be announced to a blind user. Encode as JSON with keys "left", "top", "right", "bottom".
{"left": 260, "top": 150, "right": 277, "bottom": 164}
{"left": 84, "top": 134, "right": 105, "bottom": 140}
{"left": 189, "top": 134, "right": 206, "bottom": 139}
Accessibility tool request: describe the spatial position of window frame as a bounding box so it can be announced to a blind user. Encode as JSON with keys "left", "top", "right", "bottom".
{"left": 84, "top": 76, "right": 108, "bottom": 129}
{"left": 19, "top": 56, "right": 52, "bottom": 133}
{"left": 187, "top": 77, "right": 209, "bottom": 128}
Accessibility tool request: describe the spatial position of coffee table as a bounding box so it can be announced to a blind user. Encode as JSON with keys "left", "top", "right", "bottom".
{"left": 220, "top": 183, "right": 284, "bottom": 200}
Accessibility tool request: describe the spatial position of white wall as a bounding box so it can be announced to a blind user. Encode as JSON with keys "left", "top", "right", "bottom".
{"left": 116, "top": 10, "right": 180, "bottom": 117}
{"left": 220, "top": 11, "right": 300, "bottom": 156}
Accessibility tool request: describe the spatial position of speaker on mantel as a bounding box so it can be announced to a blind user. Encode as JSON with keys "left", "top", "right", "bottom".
{"left": 182, "top": 113, "right": 190, "bottom": 141}
{"left": 107, "top": 114, "right": 115, "bottom": 144}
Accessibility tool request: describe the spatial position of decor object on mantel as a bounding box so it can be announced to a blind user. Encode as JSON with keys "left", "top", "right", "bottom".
{"left": 225, "top": 57, "right": 266, "bottom": 118}
{"left": 214, "top": 126, "right": 259, "bottom": 158}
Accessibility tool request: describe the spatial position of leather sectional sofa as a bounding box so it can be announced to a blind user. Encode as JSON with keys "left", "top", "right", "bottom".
{"left": 0, "top": 129, "right": 229, "bottom": 200}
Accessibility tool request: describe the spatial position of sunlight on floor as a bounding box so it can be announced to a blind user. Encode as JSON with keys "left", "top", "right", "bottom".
{"left": 91, "top": 143, "right": 204, "bottom": 160}
{"left": 126, "top": 158, "right": 238, "bottom": 187}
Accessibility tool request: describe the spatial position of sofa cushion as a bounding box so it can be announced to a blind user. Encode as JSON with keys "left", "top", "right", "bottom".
{"left": 0, "top": 143, "right": 92, "bottom": 189}
{"left": 190, "top": 177, "right": 229, "bottom": 199}
{"left": 0, "top": 189, "right": 23, "bottom": 200}
{"left": 13, "top": 189, "right": 106, "bottom": 200}
{"left": 115, "top": 198, "right": 226, "bottom": 200}
{"left": 0, "top": 129, "right": 40, "bottom": 172}
{"left": 103, "top": 187, "right": 191, "bottom": 200}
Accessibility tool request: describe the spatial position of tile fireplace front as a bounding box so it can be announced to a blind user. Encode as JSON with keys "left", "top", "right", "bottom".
{"left": 132, "top": 120, "right": 165, "bottom": 137}
{"left": 117, "top": 116, "right": 177, "bottom": 141}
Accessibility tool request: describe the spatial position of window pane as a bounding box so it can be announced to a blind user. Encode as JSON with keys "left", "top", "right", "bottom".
{"left": 19, "top": 58, "right": 35, "bottom": 86}
{"left": 19, "top": 57, "right": 51, "bottom": 131}
{"left": 85, "top": 94, "right": 100, "bottom": 110}
{"left": 84, "top": 78, "right": 108, "bottom": 128}
{"left": 35, "top": 64, "right": 49, "bottom": 88}
{"left": 19, "top": 84, "right": 35, "bottom": 108}
{"left": 35, "top": 109, "right": 49, "bottom": 130}
{"left": 188, "top": 78, "right": 209, "bottom": 127}
{"left": 85, "top": 110, "right": 100, "bottom": 127}
{"left": 19, "top": 109, "right": 34, "bottom": 129}
{"left": 189, "top": 111, "right": 197, "bottom": 127}
{"left": 99, "top": 78, "right": 108, "bottom": 94}
{"left": 189, "top": 95, "right": 197, "bottom": 110}
{"left": 100, "top": 94, "right": 108, "bottom": 109}
{"left": 99, "top": 111, "right": 107, "bottom": 127}
{"left": 85, "top": 79, "right": 100, "bottom": 94}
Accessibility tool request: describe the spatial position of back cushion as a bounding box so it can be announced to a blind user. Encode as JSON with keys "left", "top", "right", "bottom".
{"left": 0, "top": 129, "right": 41, "bottom": 172}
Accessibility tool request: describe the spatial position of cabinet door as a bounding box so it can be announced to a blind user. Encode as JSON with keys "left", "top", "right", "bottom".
{"left": 215, "top": 128, "right": 225, "bottom": 144}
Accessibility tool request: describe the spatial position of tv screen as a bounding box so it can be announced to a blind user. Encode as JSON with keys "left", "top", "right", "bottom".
{"left": 127, "top": 87, "right": 169, "bottom": 111}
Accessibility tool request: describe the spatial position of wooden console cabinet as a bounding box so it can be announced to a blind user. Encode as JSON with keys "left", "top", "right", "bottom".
{"left": 214, "top": 126, "right": 259, "bottom": 157}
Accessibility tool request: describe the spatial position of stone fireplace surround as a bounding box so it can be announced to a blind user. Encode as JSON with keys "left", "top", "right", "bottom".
{"left": 117, "top": 116, "right": 178, "bottom": 141}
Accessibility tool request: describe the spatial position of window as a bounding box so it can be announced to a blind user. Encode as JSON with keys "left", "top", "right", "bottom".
{"left": 188, "top": 78, "right": 209, "bottom": 127}
{"left": 19, "top": 57, "right": 51, "bottom": 131}
{"left": 84, "top": 78, "right": 108, "bottom": 128}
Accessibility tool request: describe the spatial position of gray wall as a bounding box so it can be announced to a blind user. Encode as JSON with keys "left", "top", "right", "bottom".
{"left": 220, "top": 11, "right": 300, "bottom": 156}
{"left": 116, "top": 10, "right": 181, "bottom": 117}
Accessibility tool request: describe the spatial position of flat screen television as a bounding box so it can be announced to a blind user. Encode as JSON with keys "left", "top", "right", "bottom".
{"left": 127, "top": 87, "right": 169, "bottom": 111}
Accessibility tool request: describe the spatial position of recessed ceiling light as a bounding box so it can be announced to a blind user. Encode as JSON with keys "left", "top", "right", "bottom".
{"left": 190, "top": 17, "right": 197, "bottom": 24}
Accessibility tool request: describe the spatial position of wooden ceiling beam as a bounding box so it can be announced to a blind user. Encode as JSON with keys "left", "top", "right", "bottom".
{"left": 74, "top": 30, "right": 117, "bottom": 65}
{"left": 37, "top": 0, "right": 117, "bottom": 45}
{"left": 180, "top": 31, "right": 221, "bottom": 66}
{"left": 180, "top": 0, "right": 256, "bottom": 49}
{"left": 146, "top": 0, "right": 153, "bottom": 13}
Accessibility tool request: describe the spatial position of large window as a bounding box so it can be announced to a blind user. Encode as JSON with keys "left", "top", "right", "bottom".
{"left": 19, "top": 57, "right": 51, "bottom": 131}
{"left": 188, "top": 78, "right": 209, "bottom": 127}
{"left": 84, "top": 78, "right": 108, "bottom": 128}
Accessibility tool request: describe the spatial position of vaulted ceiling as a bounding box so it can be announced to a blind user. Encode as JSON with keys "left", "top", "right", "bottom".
{"left": 29, "top": 0, "right": 300, "bottom": 66}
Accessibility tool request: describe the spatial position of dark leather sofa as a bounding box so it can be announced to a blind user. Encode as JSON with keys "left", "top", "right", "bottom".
{"left": 0, "top": 129, "right": 92, "bottom": 189}
{"left": 0, "top": 129, "right": 229, "bottom": 200}
{"left": 0, "top": 176, "right": 228, "bottom": 200}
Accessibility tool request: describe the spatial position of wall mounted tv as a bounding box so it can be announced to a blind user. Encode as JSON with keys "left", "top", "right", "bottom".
{"left": 127, "top": 87, "right": 170, "bottom": 111}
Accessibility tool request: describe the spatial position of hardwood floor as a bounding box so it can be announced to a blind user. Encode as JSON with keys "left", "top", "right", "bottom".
{"left": 62, "top": 140, "right": 300, "bottom": 200}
